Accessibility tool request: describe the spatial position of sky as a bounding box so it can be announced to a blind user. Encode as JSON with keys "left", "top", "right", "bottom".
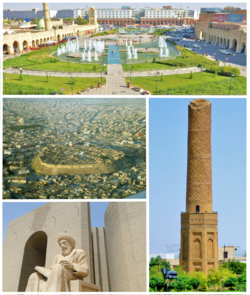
{"left": 2, "top": 201, "right": 109, "bottom": 242}
{"left": 149, "top": 98, "right": 246, "bottom": 254}
{"left": 3, "top": 2, "right": 247, "bottom": 11}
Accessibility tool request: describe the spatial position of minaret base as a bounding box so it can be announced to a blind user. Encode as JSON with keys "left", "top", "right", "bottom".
{"left": 180, "top": 212, "right": 219, "bottom": 275}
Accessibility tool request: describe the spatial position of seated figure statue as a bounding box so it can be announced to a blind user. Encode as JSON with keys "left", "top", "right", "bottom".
{"left": 25, "top": 233, "right": 89, "bottom": 292}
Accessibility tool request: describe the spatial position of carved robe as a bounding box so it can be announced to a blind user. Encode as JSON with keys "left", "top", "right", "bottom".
{"left": 25, "top": 249, "right": 89, "bottom": 292}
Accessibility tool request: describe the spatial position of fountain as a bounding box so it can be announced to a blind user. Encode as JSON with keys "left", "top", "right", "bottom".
{"left": 159, "top": 47, "right": 163, "bottom": 57}
{"left": 81, "top": 51, "right": 86, "bottom": 61}
{"left": 57, "top": 47, "right": 61, "bottom": 56}
{"left": 164, "top": 46, "right": 169, "bottom": 57}
{"left": 125, "top": 39, "right": 128, "bottom": 47}
{"left": 87, "top": 49, "right": 92, "bottom": 62}
{"left": 134, "top": 48, "right": 138, "bottom": 59}
{"left": 130, "top": 39, "right": 132, "bottom": 47}
{"left": 94, "top": 50, "right": 98, "bottom": 61}
{"left": 127, "top": 46, "right": 132, "bottom": 59}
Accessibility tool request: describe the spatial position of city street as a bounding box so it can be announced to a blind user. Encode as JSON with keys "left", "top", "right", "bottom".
{"left": 170, "top": 37, "right": 246, "bottom": 67}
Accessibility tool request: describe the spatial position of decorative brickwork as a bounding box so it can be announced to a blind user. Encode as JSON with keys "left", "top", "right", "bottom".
{"left": 180, "top": 99, "right": 219, "bottom": 275}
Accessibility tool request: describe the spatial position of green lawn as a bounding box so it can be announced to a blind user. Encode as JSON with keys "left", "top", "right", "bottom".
{"left": 122, "top": 45, "right": 218, "bottom": 72}
{"left": 3, "top": 43, "right": 107, "bottom": 73}
{"left": 126, "top": 72, "right": 246, "bottom": 95}
{"left": 122, "top": 63, "right": 173, "bottom": 71}
{"left": 3, "top": 74, "right": 105, "bottom": 95}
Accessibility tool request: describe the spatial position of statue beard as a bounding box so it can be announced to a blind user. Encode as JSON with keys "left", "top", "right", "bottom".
{"left": 62, "top": 246, "right": 73, "bottom": 256}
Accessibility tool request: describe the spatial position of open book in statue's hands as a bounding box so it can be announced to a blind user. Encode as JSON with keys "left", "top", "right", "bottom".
{"left": 35, "top": 266, "right": 51, "bottom": 278}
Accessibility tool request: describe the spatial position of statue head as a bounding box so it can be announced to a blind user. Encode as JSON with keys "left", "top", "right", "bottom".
{"left": 57, "top": 233, "right": 75, "bottom": 256}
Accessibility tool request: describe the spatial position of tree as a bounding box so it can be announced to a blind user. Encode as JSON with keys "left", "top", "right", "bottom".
{"left": 149, "top": 255, "right": 170, "bottom": 270}
{"left": 221, "top": 259, "right": 246, "bottom": 275}
{"left": 64, "top": 17, "right": 74, "bottom": 22}
{"left": 31, "top": 17, "right": 40, "bottom": 24}
{"left": 77, "top": 16, "right": 88, "bottom": 25}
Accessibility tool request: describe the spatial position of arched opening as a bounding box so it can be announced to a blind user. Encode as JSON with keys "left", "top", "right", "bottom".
{"left": 217, "top": 36, "right": 219, "bottom": 44}
{"left": 32, "top": 40, "right": 35, "bottom": 47}
{"left": 40, "top": 38, "right": 43, "bottom": 44}
{"left": 207, "top": 239, "right": 214, "bottom": 258}
{"left": 241, "top": 42, "right": 245, "bottom": 53}
{"left": 232, "top": 39, "right": 237, "bottom": 51}
{"left": 226, "top": 39, "right": 230, "bottom": 49}
{"left": 183, "top": 237, "right": 188, "bottom": 259}
{"left": 43, "top": 38, "right": 46, "bottom": 43}
{"left": 193, "top": 239, "right": 201, "bottom": 259}
{"left": 47, "top": 37, "right": 50, "bottom": 41}
{"left": 220, "top": 37, "right": 223, "bottom": 46}
{"left": 23, "top": 40, "right": 28, "bottom": 50}
{"left": 18, "top": 231, "right": 47, "bottom": 292}
{"left": 57, "top": 34, "right": 61, "bottom": 41}
{"left": 3, "top": 43, "right": 10, "bottom": 55}
{"left": 36, "top": 39, "right": 39, "bottom": 46}
{"left": 13, "top": 41, "right": 20, "bottom": 53}
{"left": 196, "top": 205, "right": 200, "bottom": 213}
{"left": 204, "top": 32, "right": 206, "bottom": 40}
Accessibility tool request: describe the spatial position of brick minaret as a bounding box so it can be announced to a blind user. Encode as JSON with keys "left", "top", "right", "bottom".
{"left": 180, "top": 99, "right": 219, "bottom": 275}
{"left": 43, "top": 3, "right": 51, "bottom": 31}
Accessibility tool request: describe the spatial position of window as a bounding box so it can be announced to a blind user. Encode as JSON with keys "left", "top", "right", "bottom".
{"left": 196, "top": 205, "right": 200, "bottom": 213}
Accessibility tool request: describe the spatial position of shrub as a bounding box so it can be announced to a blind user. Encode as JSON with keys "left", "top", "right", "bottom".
{"left": 93, "top": 65, "right": 97, "bottom": 71}
{"left": 149, "top": 276, "right": 166, "bottom": 292}
{"left": 224, "top": 276, "right": 238, "bottom": 290}
{"left": 190, "top": 71, "right": 193, "bottom": 79}
{"left": 221, "top": 259, "right": 246, "bottom": 275}
{"left": 19, "top": 73, "right": 23, "bottom": 80}
{"left": 153, "top": 56, "right": 157, "bottom": 63}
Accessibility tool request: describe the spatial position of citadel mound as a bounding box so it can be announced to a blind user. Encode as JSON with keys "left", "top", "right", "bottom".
{"left": 30, "top": 146, "right": 125, "bottom": 176}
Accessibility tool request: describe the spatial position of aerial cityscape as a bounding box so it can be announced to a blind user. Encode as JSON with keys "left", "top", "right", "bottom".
{"left": 3, "top": 98, "right": 146, "bottom": 199}
{"left": 3, "top": 3, "right": 246, "bottom": 95}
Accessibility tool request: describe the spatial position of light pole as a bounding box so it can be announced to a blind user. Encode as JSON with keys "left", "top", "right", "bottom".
{"left": 228, "top": 74, "right": 235, "bottom": 95}
{"left": 71, "top": 76, "right": 74, "bottom": 95}
{"left": 155, "top": 72, "right": 158, "bottom": 94}
{"left": 98, "top": 67, "right": 104, "bottom": 84}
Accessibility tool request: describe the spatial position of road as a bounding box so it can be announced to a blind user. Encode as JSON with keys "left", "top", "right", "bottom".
{"left": 169, "top": 37, "right": 246, "bottom": 67}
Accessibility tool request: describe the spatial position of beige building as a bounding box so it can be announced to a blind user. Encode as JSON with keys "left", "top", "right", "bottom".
{"left": 3, "top": 3, "right": 98, "bottom": 55}
{"left": 195, "top": 13, "right": 247, "bottom": 54}
{"left": 3, "top": 202, "right": 146, "bottom": 292}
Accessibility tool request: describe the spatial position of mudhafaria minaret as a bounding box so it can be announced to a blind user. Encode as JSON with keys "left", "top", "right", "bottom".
{"left": 179, "top": 99, "right": 219, "bottom": 275}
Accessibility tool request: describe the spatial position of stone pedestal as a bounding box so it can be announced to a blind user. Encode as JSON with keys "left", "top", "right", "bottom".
{"left": 70, "top": 280, "right": 101, "bottom": 292}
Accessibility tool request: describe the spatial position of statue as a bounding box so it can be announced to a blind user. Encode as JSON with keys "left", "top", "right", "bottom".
{"left": 25, "top": 233, "right": 89, "bottom": 292}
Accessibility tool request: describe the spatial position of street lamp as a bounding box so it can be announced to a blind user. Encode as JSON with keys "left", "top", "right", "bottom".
{"left": 228, "top": 74, "right": 235, "bottom": 95}
{"left": 155, "top": 73, "right": 158, "bottom": 94}
{"left": 98, "top": 67, "right": 104, "bottom": 84}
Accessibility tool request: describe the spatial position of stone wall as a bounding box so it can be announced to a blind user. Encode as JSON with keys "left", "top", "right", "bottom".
{"left": 104, "top": 202, "right": 146, "bottom": 292}
{"left": 30, "top": 154, "right": 122, "bottom": 175}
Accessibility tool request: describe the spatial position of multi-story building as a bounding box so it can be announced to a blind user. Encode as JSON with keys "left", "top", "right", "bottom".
{"left": 97, "top": 8, "right": 135, "bottom": 26}
{"left": 3, "top": 8, "right": 57, "bottom": 20}
{"left": 140, "top": 8, "right": 199, "bottom": 26}
{"left": 3, "top": 6, "right": 199, "bottom": 26}
{"left": 56, "top": 9, "right": 88, "bottom": 20}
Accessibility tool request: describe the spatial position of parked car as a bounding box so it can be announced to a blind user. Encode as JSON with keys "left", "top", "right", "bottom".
{"left": 220, "top": 50, "right": 232, "bottom": 55}
{"left": 190, "top": 36, "right": 195, "bottom": 39}
{"left": 193, "top": 44, "right": 201, "bottom": 49}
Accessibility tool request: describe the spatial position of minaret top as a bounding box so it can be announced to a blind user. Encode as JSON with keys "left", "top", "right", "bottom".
{"left": 186, "top": 99, "right": 212, "bottom": 213}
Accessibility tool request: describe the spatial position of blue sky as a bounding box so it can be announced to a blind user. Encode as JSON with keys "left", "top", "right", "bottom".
{"left": 149, "top": 98, "right": 246, "bottom": 254}
{"left": 2, "top": 202, "right": 109, "bottom": 242}
{"left": 3, "top": 2, "right": 247, "bottom": 11}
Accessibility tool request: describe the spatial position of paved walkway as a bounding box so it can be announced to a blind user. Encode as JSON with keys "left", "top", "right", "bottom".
{"left": 81, "top": 64, "right": 137, "bottom": 95}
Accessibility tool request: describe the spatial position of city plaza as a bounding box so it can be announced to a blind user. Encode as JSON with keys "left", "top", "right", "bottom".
{"left": 3, "top": 4, "right": 247, "bottom": 95}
